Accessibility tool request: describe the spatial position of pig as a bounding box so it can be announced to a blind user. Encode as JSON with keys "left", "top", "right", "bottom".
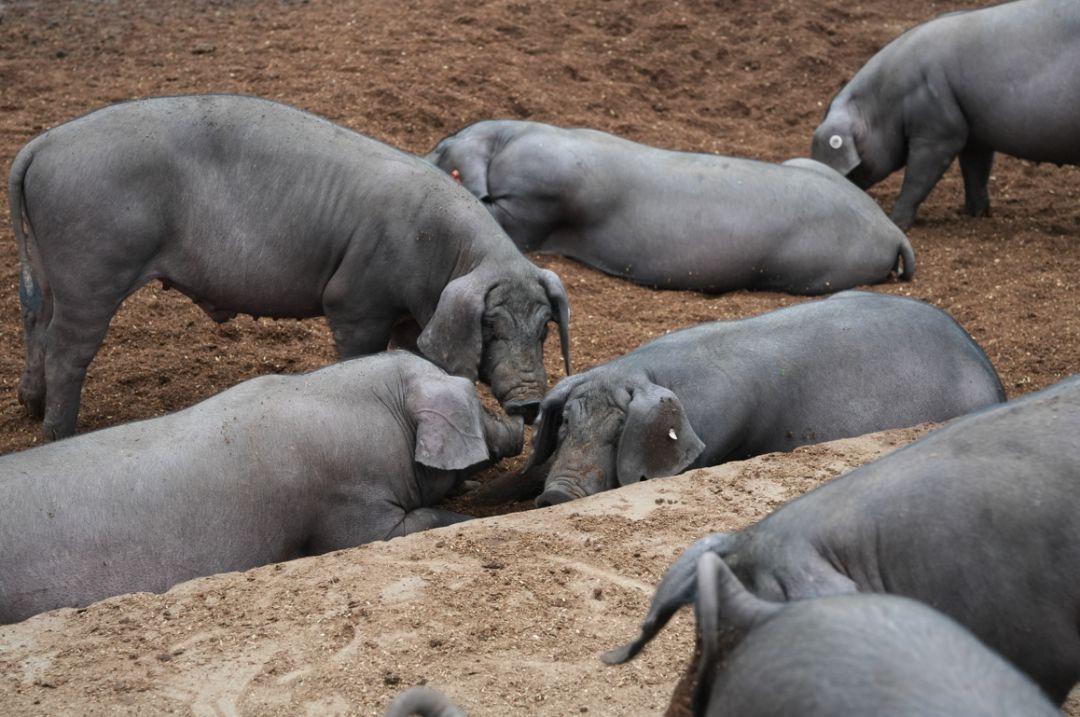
{"left": 680, "top": 552, "right": 1059, "bottom": 716}
{"left": 426, "top": 120, "right": 915, "bottom": 294}
{"left": 7, "top": 94, "right": 571, "bottom": 440}
{"left": 385, "top": 687, "right": 466, "bottom": 717}
{"left": 811, "top": 0, "right": 1080, "bottom": 230}
{"left": 527, "top": 291, "right": 1003, "bottom": 507}
{"left": 0, "top": 351, "right": 523, "bottom": 624}
{"left": 604, "top": 374, "right": 1080, "bottom": 704}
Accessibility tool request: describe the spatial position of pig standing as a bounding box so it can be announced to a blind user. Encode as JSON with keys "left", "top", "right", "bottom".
{"left": 0, "top": 352, "right": 522, "bottom": 624}
{"left": 812, "top": 0, "right": 1080, "bottom": 229}
{"left": 8, "top": 95, "right": 571, "bottom": 439}
{"left": 605, "top": 375, "right": 1080, "bottom": 704}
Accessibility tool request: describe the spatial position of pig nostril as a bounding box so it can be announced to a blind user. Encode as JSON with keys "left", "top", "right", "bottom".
{"left": 504, "top": 399, "right": 540, "bottom": 425}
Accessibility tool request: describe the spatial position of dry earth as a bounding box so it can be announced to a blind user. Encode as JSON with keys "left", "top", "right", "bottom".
{"left": 0, "top": 428, "right": 936, "bottom": 716}
{"left": 0, "top": 0, "right": 1078, "bottom": 715}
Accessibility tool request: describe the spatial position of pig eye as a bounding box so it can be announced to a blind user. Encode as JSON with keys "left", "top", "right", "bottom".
{"left": 829, "top": 134, "right": 844, "bottom": 150}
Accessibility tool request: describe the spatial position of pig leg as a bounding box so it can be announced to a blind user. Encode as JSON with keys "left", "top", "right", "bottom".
{"left": 387, "top": 316, "right": 423, "bottom": 353}
{"left": 959, "top": 143, "right": 995, "bottom": 218}
{"left": 386, "top": 508, "right": 472, "bottom": 539}
{"left": 17, "top": 267, "right": 52, "bottom": 420}
{"left": 326, "top": 311, "right": 400, "bottom": 358}
{"left": 891, "top": 135, "right": 966, "bottom": 230}
{"left": 41, "top": 300, "right": 116, "bottom": 440}
{"left": 321, "top": 266, "right": 400, "bottom": 358}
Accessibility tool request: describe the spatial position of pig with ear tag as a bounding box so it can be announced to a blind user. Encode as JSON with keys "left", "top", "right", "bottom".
{"left": 812, "top": 0, "right": 1080, "bottom": 229}
{"left": 527, "top": 291, "right": 1003, "bottom": 506}
{"left": 425, "top": 119, "right": 915, "bottom": 294}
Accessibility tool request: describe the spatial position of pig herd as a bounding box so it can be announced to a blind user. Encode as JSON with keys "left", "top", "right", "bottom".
{"left": 2, "top": 1, "right": 1079, "bottom": 715}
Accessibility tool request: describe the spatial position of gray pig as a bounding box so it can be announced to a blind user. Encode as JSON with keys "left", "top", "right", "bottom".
{"left": 8, "top": 95, "right": 571, "bottom": 439}
{"left": 528, "top": 291, "right": 1003, "bottom": 507}
{"left": 385, "top": 687, "right": 466, "bottom": 717}
{"left": 604, "top": 375, "right": 1080, "bottom": 704}
{"left": 812, "top": 0, "right": 1080, "bottom": 230}
{"left": 682, "top": 553, "right": 1058, "bottom": 716}
{"left": 0, "top": 351, "right": 523, "bottom": 625}
{"left": 426, "top": 120, "right": 914, "bottom": 293}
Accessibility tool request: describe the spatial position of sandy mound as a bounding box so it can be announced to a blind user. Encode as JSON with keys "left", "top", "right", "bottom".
{"left": 1, "top": 424, "right": 1008, "bottom": 717}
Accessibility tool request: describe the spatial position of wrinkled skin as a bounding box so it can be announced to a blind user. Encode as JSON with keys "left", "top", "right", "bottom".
{"left": 7, "top": 95, "right": 571, "bottom": 439}
{"left": 529, "top": 291, "right": 1003, "bottom": 507}
{"left": 426, "top": 120, "right": 914, "bottom": 293}
{"left": 604, "top": 375, "right": 1080, "bottom": 705}
{"left": 0, "top": 352, "right": 524, "bottom": 625}
{"left": 384, "top": 687, "right": 467, "bottom": 717}
{"left": 811, "top": 0, "right": 1080, "bottom": 230}
{"left": 684, "top": 554, "right": 1058, "bottom": 716}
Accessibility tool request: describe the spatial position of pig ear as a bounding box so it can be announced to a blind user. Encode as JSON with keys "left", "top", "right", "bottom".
{"left": 417, "top": 274, "right": 487, "bottom": 382}
{"left": 427, "top": 135, "right": 490, "bottom": 201}
{"left": 820, "top": 114, "right": 864, "bottom": 176}
{"left": 616, "top": 384, "right": 704, "bottom": 487}
{"left": 830, "top": 131, "right": 862, "bottom": 175}
{"left": 538, "top": 269, "right": 572, "bottom": 376}
{"left": 455, "top": 152, "right": 491, "bottom": 201}
{"left": 407, "top": 374, "right": 490, "bottom": 471}
{"left": 522, "top": 375, "right": 584, "bottom": 472}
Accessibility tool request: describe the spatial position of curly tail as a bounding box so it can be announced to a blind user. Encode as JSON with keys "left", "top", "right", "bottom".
{"left": 896, "top": 233, "right": 916, "bottom": 281}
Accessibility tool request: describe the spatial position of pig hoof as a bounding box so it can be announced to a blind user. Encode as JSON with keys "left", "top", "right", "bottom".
{"left": 889, "top": 213, "right": 915, "bottom": 232}
{"left": 448, "top": 480, "right": 481, "bottom": 497}
{"left": 42, "top": 420, "right": 73, "bottom": 443}
{"left": 536, "top": 487, "right": 577, "bottom": 507}
{"left": 17, "top": 390, "right": 45, "bottom": 421}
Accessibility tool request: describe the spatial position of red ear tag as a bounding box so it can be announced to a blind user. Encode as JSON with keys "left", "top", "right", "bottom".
{"left": 450, "top": 169, "right": 462, "bottom": 183}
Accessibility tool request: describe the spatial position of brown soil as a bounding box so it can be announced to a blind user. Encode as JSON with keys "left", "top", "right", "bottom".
{"left": 0, "top": 0, "right": 1078, "bottom": 714}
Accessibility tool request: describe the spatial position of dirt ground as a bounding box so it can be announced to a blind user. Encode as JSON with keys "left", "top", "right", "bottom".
{"left": 0, "top": 0, "right": 1078, "bottom": 714}
{"left": 0, "top": 429, "right": 932, "bottom": 716}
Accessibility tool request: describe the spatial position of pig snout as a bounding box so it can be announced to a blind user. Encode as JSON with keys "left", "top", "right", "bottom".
{"left": 483, "top": 412, "right": 525, "bottom": 459}
{"left": 498, "top": 383, "right": 545, "bottom": 424}
{"left": 504, "top": 399, "right": 541, "bottom": 424}
{"left": 536, "top": 477, "right": 588, "bottom": 507}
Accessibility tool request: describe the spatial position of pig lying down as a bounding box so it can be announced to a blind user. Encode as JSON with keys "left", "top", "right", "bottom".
{"left": 0, "top": 352, "right": 523, "bottom": 625}
{"left": 528, "top": 291, "right": 1003, "bottom": 506}
{"left": 682, "top": 554, "right": 1058, "bottom": 716}
{"left": 426, "top": 120, "right": 914, "bottom": 294}
{"left": 606, "top": 375, "right": 1080, "bottom": 704}
{"left": 812, "top": 0, "right": 1080, "bottom": 229}
{"left": 8, "top": 94, "right": 571, "bottom": 440}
